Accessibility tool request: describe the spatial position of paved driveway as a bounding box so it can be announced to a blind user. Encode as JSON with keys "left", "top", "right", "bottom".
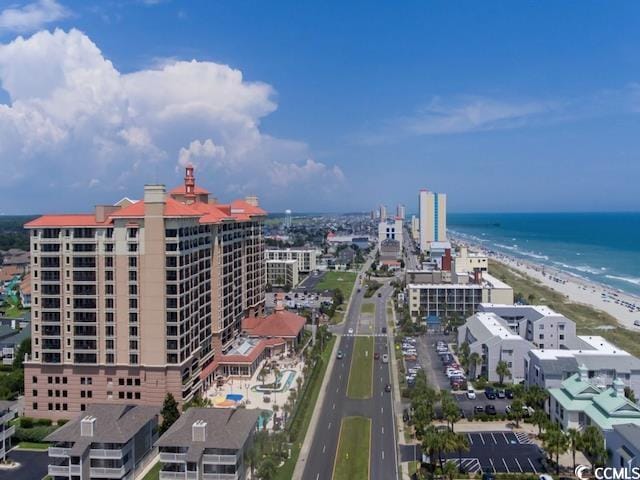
{"left": 0, "top": 449, "right": 49, "bottom": 480}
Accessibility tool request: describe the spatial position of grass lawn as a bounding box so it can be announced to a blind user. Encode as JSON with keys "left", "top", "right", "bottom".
{"left": 17, "top": 441, "right": 50, "bottom": 450}
{"left": 141, "top": 461, "right": 161, "bottom": 480}
{"left": 274, "top": 337, "right": 336, "bottom": 480}
{"left": 360, "top": 302, "right": 375, "bottom": 315}
{"left": 347, "top": 336, "right": 374, "bottom": 399}
{"left": 0, "top": 305, "right": 29, "bottom": 318}
{"left": 490, "top": 260, "right": 640, "bottom": 357}
{"left": 314, "top": 271, "right": 357, "bottom": 299}
{"left": 333, "top": 416, "right": 371, "bottom": 480}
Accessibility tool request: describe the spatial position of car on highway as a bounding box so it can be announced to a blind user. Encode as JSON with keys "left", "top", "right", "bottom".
{"left": 385, "top": 384, "right": 392, "bottom": 392}
{"left": 347, "top": 328, "right": 354, "bottom": 334}
{"left": 466, "top": 387, "right": 476, "bottom": 399}
{"left": 382, "top": 354, "right": 389, "bottom": 363}
{"left": 485, "top": 405, "right": 497, "bottom": 415}
{"left": 374, "top": 352, "right": 380, "bottom": 360}
{"left": 381, "top": 327, "right": 387, "bottom": 334}
{"left": 337, "top": 350, "right": 344, "bottom": 359}
{"left": 485, "top": 387, "right": 496, "bottom": 399}
{"left": 378, "top": 292, "right": 382, "bottom": 297}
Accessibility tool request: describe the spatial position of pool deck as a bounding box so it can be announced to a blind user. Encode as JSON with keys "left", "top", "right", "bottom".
{"left": 204, "top": 354, "right": 306, "bottom": 430}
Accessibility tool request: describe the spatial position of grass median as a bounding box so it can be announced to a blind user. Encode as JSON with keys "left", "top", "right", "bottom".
{"left": 490, "top": 260, "right": 640, "bottom": 357}
{"left": 347, "top": 336, "right": 374, "bottom": 399}
{"left": 333, "top": 416, "right": 371, "bottom": 480}
{"left": 360, "top": 302, "right": 375, "bottom": 315}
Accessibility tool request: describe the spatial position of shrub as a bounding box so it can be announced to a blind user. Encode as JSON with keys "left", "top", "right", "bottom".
{"left": 19, "top": 417, "right": 34, "bottom": 428}
{"left": 35, "top": 418, "right": 52, "bottom": 426}
{"left": 57, "top": 419, "right": 69, "bottom": 426}
{"left": 14, "top": 425, "right": 57, "bottom": 443}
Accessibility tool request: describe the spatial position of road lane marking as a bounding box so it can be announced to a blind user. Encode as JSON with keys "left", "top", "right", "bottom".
{"left": 502, "top": 458, "right": 509, "bottom": 473}
{"left": 323, "top": 444, "right": 326, "bottom": 453}
{"left": 381, "top": 407, "right": 384, "bottom": 414}
{"left": 328, "top": 422, "right": 331, "bottom": 430}
{"left": 381, "top": 427, "right": 384, "bottom": 434}
{"left": 515, "top": 458, "right": 523, "bottom": 472}
{"left": 316, "top": 474, "right": 319, "bottom": 480}
{"left": 336, "top": 388, "right": 339, "bottom": 393}
{"left": 528, "top": 458, "right": 537, "bottom": 473}
{"left": 382, "top": 450, "right": 384, "bottom": 460}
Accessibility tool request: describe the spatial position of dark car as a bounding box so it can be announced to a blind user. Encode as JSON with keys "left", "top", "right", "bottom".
{"left": 377, "top": 292, "right": 382, "bottom": 297}
{"left": 381, "top": 327, "right": 387, "bottom": 334}
{"left": 485, "top": 387, "right": 496, "bottom": 400}
{"left": 505, "top": 389, "right": 514, "bottom": 399}
{"left": 485, "top": 405, "right": 497, "bottom": 415}
{"left": 403, "top": 408, "right": 410, "bottom": 422}
{"left": 384, "top": 383, "right": 392, "bottom": 392}
{"left": 374, "top": 352, "right": 380, "bottom": 360}
{"left": 482, "top": 472, "right": 496, "bottom": 480}
{"left": 474, "top": 405, "right": 484, "bottom": 414}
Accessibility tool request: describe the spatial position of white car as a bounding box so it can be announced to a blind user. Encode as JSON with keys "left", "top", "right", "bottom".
{"left": 347, "top": 328, "right": 354, "bottom": 334}
{"left": 467, "top": 388, "right": 476, "bottom": 399}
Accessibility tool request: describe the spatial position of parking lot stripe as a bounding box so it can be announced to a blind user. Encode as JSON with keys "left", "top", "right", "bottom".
{"left": 502, "top": 458, "right": 509, "bottom": 473}
{"left": 489, "top": 458, "right": 496, "bottom": 473}
{"left": 528, "top": 458, "right": 537, "bottom": 473}
{"left": 479, "top": 434, "right": 485, "bottom": 445}
{"left": 491, "top": 433, "right": 497, "bottom": 444}
{"left": 502, "top": 433, "right": 508, "bottom": 444}
{"left": 515, "top": 458, "right": 523, "bottom": 472}
{"left": 468, "top": 434, "right": 473, "bottom": 445}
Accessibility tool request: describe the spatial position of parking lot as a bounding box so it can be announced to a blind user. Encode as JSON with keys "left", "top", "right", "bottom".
{"left": 444, "top": 431, "right": 545, "bottom": 474}
{"left": 0, "top": 449, "right": 49, "bottom": 480}
{"left": 415, "top": 333, "right": 511, "bottom": 417}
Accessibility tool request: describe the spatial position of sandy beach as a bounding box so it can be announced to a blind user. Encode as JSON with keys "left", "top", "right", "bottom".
{"left": 454, "top": 239, "right": 640, "bottom": 331}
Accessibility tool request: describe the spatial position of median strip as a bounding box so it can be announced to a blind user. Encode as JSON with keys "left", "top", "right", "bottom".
{"left": 347, "top": 335, "right": 374, "bottom": 399}
{"left": 332, "top": 416, "right": 371, "bottom": 480}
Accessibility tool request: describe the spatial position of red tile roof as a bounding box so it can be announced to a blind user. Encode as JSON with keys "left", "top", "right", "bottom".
{"left": 24, "top": 214, "right": 110, "bottom": 228}
{"left": 242, "top": 309, "right": 306, "bottom": 338}
{"left": 169, "top": 184, "right": 210, "bottom": 195}
{"left": 110, "top": 197, "right": 203, "bottom": 218}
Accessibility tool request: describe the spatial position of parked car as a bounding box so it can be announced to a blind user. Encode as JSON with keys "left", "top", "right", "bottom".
{"left": 497, "top": 389, "right": 506, "bottom": 399}
{"left": 485, "top": 405, "right": 497, "bottom": 415}
{"left": 403, "top": 409, "right": 410, "bottom": 422}
{"left": 474, "top": 405, "right": 484, "bottom": 414}
{"left": 485, "top": 387, "right": 496, "bottom": 400}
{"left": 505, "top": 389, "right": 514, "bottom": 399}
{"left": 467, "top": 387, "right": 476, "bottom": 399}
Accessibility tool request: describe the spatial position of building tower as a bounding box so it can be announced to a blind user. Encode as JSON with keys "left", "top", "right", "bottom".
{"left": 284, "top": 209, "right": 292, "bottom": 229}
{"left": 379, "top": 204, "right": 387, "bottom": 221}
{"left": 418, "top": 189, "right": 447, "bottom": 252}
{"left": 396, "top": 204, "right": 406, "bottom": 220}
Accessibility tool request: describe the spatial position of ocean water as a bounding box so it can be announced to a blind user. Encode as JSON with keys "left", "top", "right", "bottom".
{"left": 448, "top": 212, "right": 640, "bottom": 296}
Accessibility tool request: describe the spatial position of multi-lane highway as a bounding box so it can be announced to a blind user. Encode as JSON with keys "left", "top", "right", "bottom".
{"left": 302, "top": 278, "right": 398, "bottom": 480}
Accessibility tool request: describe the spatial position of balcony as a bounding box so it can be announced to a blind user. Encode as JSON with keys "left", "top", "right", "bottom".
{"left": 48, "top": 446, "right": 71, "bottom": 457}
{"left": 90, "top": 448, "right": 124, "bottom": 459}
{"left": 202, "top": 454, "right": 237, "bottom": 465}
{"left": 90, "top": 466, "right": 126, "bottom": 478}
{"left": 159, "top": 452, "right": 186, "bottom": 463}
{"left": 202, "top": 474, "right": 238, "bottom": 480}
{"left": 0, "top": 411, "right": 15, "bottom": 424}
{"left": 48, "top": 465, "right": 70, "bottom": 476}
{"left": 0, "top": 425, "right": 15, "bottom": 442}
{"left": 160, "top": 471, "right": 198, "bottom": 480}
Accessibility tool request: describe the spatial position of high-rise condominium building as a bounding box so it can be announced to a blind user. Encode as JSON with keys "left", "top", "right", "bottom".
{"left": 24, "top": 167, "right": 266, "bottom": 419}
{"left": 379, "top": 204, "right": 387, "bottom": 221}
{"left": 396, "top": 204, "right": 406, "bottom": 220}
{"left": 418, "top": 189, "right": 447, "bottom": 251}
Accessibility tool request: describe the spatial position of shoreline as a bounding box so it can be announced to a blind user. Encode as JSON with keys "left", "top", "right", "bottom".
{"left": 453, "top": 237, "right": 640, "bottom": 331}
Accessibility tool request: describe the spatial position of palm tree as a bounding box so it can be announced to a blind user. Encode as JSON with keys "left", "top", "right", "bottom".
{"left": 495, "top": 360, "right": 511, "bottom": 386}
{"left": 510, "top": 398, "right": 524, "bottom": 428}
{"left": 442, "top": 395, "right": 461, "bottom": 432}
{"left": 468, "top": 352, "right": 481, "bottom": 379}
{"left": 567, "top": 428, "right": 581, "bottom": 471}
{"left": 531, "top": 409, "right": 549, "bottom": 436}
{"left": 581, "top": 425, "right": 608, "bottom": 468}
{"left": 441, "top": 460, "right": 458, "bottom": 480}
{"left": 421, "top": 426, "right": 444, "bottom": 470}
{"left": 452, "top": 432, "right": 470, "bottom": 472}
{"left": 541, "top": 424, "right": 569, "bottom": 475}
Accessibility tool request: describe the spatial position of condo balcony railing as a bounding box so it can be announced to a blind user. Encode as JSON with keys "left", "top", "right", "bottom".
{"left": 90, "top": 465, "right": 126, "bottom": 478}
{"left": 202, "top": 454, "right": 237, "bottom": 465}
{"left": 202, "top": 473, "right": 238, "bottom": 480}
{"left": 90, "top": 448, "right": 124, "bottom": 459}
{"left": 48, "top": 446, "right": 71, "bottom": 457}
{"left": 159, "top": 452, "right": 187, "bottom": 462}
{"left": 159, "top": 471, "right": 198, "bottom": 480}
{"left": 0, "top": 425, "right": 15, "bottom": 442}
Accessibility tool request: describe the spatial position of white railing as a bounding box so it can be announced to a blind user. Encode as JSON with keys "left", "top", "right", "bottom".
{"left": 202, "top": 473, "right": 238, "bottom": 480}
{"left": 0, "top": 425, "right": 15, "bottom": 442}
{"left": 159, "top": 452, "right": 187, "bottom": 462}
{"left": 48, "top": 465, "right": 70, "bottom": 476}
{"left": 70, "top": 465, "right": 81, "bottom": 475}
{"left": 0, "top": 411, "right": 15, "bottom": 424}
{"left": 48, "top": 446, "right": 71, "bottom": 457}
{"left": 202, "top": 454, "right": 237, "bottom": 465}
{"left": 90, "top": 466, "right": 126, "bottom": 478}
{"left": 159, "top": 472, "right": 197, "bottom": 480}
{"left": 90, "top": 448, "right": 124, "bottom": 459}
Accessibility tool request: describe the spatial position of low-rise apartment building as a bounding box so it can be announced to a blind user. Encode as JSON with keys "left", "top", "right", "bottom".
{"left": 408, "top": 273, "right": 513, "bottom": 321}
{"left": 548, "top": 368, "right": 640, "bottom": 443}
{"left": 607, "top": 424, "right": 640, "bottom": 469}
{"left": 0, "top": 400, "right": 17, "bottom": 461}
{"left": 155, "top": 407, "right": 261, "bottom": 480}
{"left": 45, "top": 404, "right": 159, "bottom": 480}
{"left": 457, "top": 312, "right": 531, "bottom": 382}
{"left": 266, "top": 259, "right": 299, "bottom": 288}
{"left": 525, "top": 335, "right": 640, "bottom": 395}
{"left": 265, "top": 248, "right": 318, "bottom": 273}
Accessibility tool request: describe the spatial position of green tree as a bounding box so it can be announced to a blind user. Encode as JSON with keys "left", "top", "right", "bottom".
{"left": 441, "top": 460, "right": 458, "bottom": 480}
{"left": 256, "top": 455, "right": 278, "bottom": 480}
{"left": 441, "top": 393, "right": 461, "bottom": 432}
{"left": 509, "top": 398, "right": 524, "bottom": 428}
{"left": 458, "top": 342, "right": 470, "bottom": 369}
{"left": 12, "top": 337, "right": 31, "bottom": 369}
{"left": 495, "top": 360, "right": 511, "bottom": 386}
{"left": 160, "top": 393, "right": 180, "bottom": 434}
{"left": 581, "top": 425, "right": 607, "bottom": 467}
{"left": 421, "top": 426, "right": 443, "bottom": 470}
{"left": 452, "top": 432, "right": 470, "bottom": 472}
{"left": 182, "top": 393, "right": 211, "bottom": 411}
{"left": 567, "top": 428, "right": 582, "bottom": 471}
{"left": 531, "top": 409, "right": 549, "bottom": 436}
{"left": 541, "top": 424, "right": 569, "bottom": 475}
{"left": 468, "top": 352, "right": 481, "bottom": 379}
{"left": 624, "top": 386, "right": 637, "bottom": 403}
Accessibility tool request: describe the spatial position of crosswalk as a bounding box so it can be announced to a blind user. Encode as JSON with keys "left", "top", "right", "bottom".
{"left": 342, "top": 333, "right": 388, "bottom": 337}
{"left": 514, "top": 431, "right": 534, "bottom": 444}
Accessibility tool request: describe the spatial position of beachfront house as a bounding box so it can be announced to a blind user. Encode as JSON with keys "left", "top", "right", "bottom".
{"left": 547, "top": 367, "right": 640, "bottom": 446}
{"left": 155, "top": 407, "right": 261, "bottom": 480}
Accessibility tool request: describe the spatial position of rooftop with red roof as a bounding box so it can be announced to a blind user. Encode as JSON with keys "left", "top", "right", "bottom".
{"left": 242, "top": 305, "right": 306, "bottom": 339}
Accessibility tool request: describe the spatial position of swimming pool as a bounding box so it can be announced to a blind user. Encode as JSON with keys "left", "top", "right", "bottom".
{"left": 253, "top": 369, "right": 297, "bottom": 393}
{"left": 226, "top": 393, "right": 243, "bottom": 402}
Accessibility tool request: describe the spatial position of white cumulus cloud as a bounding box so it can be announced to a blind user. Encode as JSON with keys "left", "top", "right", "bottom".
{"left": 0, "top": 28, "right": 344, "bottom": 211}
{"left": 0, "top": 0, "right": 70, "bottom": 33}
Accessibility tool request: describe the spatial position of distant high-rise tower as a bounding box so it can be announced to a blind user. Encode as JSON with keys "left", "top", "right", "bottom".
{"left": 284, "top": 209, "right": 292, "bottom": 228}
{"left": 419, "top": 189, "right": 447, "bottom": 251}
{"left": 379, "top": 204, "right": 387, "bottom": 221}
{"left": 396, "top": 204, "right": 406, "bottom": 220}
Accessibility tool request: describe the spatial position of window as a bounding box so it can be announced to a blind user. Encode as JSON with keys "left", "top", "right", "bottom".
{"left": 119, "top": 392, "right": 125, "bottom": 399}
{"left": 32, "top": 403, "right": 38, "bottom": 410}
{"left": 119, "top": 378, "right": 125, "bottom": 386}
{"left": 539, "top": 334, "right": 544, "bottom": 339}
{"left": 32, "top": 390, "right": 37, "bottom": 396}
{"left": 128, "top": 243, "right": 138, "bottom": 252}
{"left": 81, "top": 404, "right": 86, "bottom": 411}
{"left": 129, "top": 257, "right": 137, "bottom": 268}
{"left": 134, "top": 392, "right": 141, "bottom": 399}
{"left": 128, "top": 270, "right": 137, "bottom": 281}
{"left": 32, "top": 376, "right": 38, "bottom": 384}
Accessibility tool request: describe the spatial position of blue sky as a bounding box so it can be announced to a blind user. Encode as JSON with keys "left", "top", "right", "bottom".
{"left": 1, "top": 0, "right": 640, "bottom": 214}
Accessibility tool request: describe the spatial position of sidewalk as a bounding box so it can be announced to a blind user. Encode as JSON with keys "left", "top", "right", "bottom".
{"left": 292, "top": 334, "right": 340, "bottom": 479}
